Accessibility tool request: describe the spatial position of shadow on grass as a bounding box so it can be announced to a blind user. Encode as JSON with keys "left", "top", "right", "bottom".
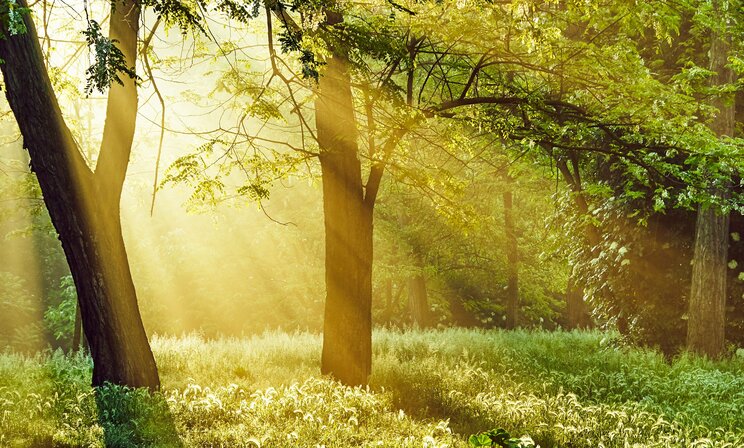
{"left": 96, "top": 384, "right": 182, "bottom": 448}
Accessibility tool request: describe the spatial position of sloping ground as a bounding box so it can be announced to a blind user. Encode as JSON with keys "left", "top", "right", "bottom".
{"left": 1, "top": 329, "right": 743, "bottom": 447}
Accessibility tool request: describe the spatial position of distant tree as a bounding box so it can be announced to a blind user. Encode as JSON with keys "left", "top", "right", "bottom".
{"left": 687, "top": 0, "right": 736, "bottom": 358}
{"left": 502, "top": 175, "right": 519, "bottom": 329}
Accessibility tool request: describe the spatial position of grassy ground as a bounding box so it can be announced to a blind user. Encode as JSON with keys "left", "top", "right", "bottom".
{"left": 1, "top": 329, "right": 744, "bottom": 447}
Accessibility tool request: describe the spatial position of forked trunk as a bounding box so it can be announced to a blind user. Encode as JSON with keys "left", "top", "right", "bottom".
{"left": 0, "top": 0, "right": 159, "bottom": 388}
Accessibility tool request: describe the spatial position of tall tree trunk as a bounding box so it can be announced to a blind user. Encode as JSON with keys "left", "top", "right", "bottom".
{"left": 382, "top": 278, "right": 394, "bottom": 323}
{"left": 686, "top": 11, "right": 734, "bottom": 358}
{"left": 502, "top": 183, "right": 519, "bottom": 329}
{"left": 408, "top": 274, "right": 429, "bottom": 328}
{"left": 556, "top": 156, "right": 596, "bottom": 329}
{"left": 316, "top": 15, "right": 372, "bottom": 386}
{"left": 688, "top": 207, "right": 729, "bottom": 357}
{"left": 0, "top": 0, "right": 159, "bottom": 388}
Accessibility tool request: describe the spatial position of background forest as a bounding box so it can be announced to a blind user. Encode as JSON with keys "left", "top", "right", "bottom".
{"left": 1, "top": 0, "right": 744, "bottom": 446}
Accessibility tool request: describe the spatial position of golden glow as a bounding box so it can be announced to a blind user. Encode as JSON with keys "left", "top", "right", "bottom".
{"left": 0, "top": 127, "right": 46, "bottom": 353}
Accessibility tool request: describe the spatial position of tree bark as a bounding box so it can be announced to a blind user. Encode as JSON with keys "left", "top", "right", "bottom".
{"left": 502, "top": 184, "right": 519, "bottom": 329}
{"left": 688, "top": 206, "right": 730, "bottom": 357}
{"left": 316, "top": 15, "right": 373, "bottom": 386}
{"left": 686, "top": 11, "right": 734, "bottom": 359}
{"left": 0, "top": 0, "right": 159, "bottom": 388}
{"left": 408, "top": 274, "right": 429, "bottom": 328}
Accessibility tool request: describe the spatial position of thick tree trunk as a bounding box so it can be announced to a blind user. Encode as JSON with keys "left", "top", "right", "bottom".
{"left": 316, "top": 28, "right": 372, "bottom": 386}
{"left": 686, "top": 14, "right": 734, "bottom": 358}
{"left": 319, "top": 153, "right": 373, "bottom": 386}
{"left": 0, "top": 0, "right": 159, "bottom": 388}
{"left": 688, "top": 207, "right": 729, "bottom": 357}
{"left": 408, "top": 274, "right": 429, "bottom": 328}
{"left": 502, "top": 186, "right": 519, "bottom": 329}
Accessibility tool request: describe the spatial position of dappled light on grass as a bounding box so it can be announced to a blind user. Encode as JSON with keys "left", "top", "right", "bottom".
{"left": 3, "top": 329, "right": 744, "bottom": 447}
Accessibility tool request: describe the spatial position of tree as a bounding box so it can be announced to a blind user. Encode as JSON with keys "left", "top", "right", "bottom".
{"left": 259, "top": 3, "right": 410, "bottom": 385}
{"left": 554, "top": 152, "right": 596, "bottom": 329}
{"left": 157, "top": 0, "right": 743, "bottom": 369}
{"left": 314, "top": 10, "right": 374, "bottom": 385}
{"left": 408, "top": 274, "right": 430, "bottom": 328}
{"left": 687, "top": 0, "right": 736, "bottom": 358}
{"left": 502, "top": 175, "right": 519, "bottom": 329}
{"left": 0, "top": 0, "right": 159, "bottom": 388}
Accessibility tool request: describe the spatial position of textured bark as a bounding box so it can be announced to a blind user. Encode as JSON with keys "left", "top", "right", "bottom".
{"left": 502, "top": 186, "right": 519, "bottom": 329}
{"left": 408, "top": 274, "right": 429, "bottom": 328}
{"left": 688, "top": 207, "right": 730, "bottom": 357}
{"left": 0, "top": 0, "right": 159, "bottom": 388}
{"left": 316, "top": 27, "right": 372, "bottom": 386}
{"left": 686, "top": 13, "right": 734, "bottom": 358}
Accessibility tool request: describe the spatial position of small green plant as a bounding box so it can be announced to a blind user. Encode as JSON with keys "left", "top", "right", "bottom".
{"left": 468, "top": 428, "right": 536, "bottom": 448}
{"left": 43, "top": 275, "right": 78, "bottom": 345}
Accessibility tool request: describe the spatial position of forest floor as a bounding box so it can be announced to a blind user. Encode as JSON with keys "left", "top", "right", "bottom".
{"left": 1, "top": 329, "right": 744, "bottom": 447}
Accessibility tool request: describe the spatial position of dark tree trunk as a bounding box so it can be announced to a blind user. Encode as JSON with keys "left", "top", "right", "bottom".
{"left": 408, "top": 274, "right": 429, "bottom": 328}
{"left": 687, "top": 12, "right": 734, "bottom": 358}
{"left": 0, "top": 0, "right": 159, "bottom": 388}
{"left": 502, "top": 185, "right": 519, "bottom": 329}
{"left": 316, "top": 23, "right": 373, "bottom": 385}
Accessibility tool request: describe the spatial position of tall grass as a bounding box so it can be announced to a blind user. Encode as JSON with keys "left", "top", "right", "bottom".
{"left": 1, "top": 329, "right": 743, "bottom": 447}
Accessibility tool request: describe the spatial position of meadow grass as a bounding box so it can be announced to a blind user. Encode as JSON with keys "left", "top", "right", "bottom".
{"left": 1, "top": 328, "right": 743, "bottom": 447}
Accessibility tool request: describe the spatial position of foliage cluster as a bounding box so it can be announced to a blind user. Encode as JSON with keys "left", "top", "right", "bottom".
{"left": 81, "top": 19, "right": 138, "bottom": 95}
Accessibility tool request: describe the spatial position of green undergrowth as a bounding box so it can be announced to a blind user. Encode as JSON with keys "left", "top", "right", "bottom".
{"left": 1, "top": 329, "right": 743, "bottom": 447}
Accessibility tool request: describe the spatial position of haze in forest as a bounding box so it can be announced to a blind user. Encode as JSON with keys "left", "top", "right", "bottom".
{"left": 1, "top": 0, "right": 744, "bottom": 445}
